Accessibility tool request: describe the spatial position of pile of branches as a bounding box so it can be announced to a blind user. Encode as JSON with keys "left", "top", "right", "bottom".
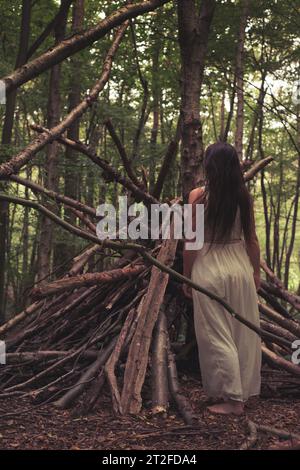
{"left": 0, "top": 226, "right": 299, "bottom": 423}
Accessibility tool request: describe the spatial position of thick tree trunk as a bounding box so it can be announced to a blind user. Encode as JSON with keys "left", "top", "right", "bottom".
{"left": 55, "top": 0, "right": 85, "bottom": 267}
{"left": 37, "top": 1, "right": 69, "bottom": 283}
{"left": 177, "top": 0, "right": 216, "bottom": 202}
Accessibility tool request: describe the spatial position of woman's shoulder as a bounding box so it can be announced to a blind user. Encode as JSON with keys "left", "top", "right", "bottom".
{"left": 188, "top": 186, "right": 205, "bottom": 204}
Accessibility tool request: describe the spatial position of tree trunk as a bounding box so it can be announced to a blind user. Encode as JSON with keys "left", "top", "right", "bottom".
{"left": 177, "top": 0, "right": 216, "bottom": 202}
{"left": 37, "top": 1, "right": 69, "bottom": 283}
{"left": 0, "top": 0, "right": 31, "bottom": 324}
{"left": 63, "top": 0, "right": 85, "bottom": 262}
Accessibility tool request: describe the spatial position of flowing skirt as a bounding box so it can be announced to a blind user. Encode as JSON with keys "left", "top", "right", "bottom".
{"left": 191, "top": 240, "right": 261, "bottom": 402}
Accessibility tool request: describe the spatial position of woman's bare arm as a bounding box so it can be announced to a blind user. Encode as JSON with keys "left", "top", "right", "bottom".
{"left": 182, "top": 187, "right": 204, "bottom": 295}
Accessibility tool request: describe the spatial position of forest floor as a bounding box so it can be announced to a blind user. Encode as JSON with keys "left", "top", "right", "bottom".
{"left": 0, "top": 367, "right": 299, "bottom": 450}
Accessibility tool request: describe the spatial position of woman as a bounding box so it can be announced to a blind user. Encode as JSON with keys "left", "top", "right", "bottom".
{"left": 183, "top": 142, "right": 262, "bottom": 416}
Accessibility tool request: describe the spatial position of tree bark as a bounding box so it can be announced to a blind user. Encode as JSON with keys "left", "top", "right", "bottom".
{"left": 37, "top": 0, "right": 69, "bottom": 283}
{"left": 177, "top": 0, "right": 216, "bottom": 202}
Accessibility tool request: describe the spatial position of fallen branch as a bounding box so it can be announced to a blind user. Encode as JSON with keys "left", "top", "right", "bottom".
{"left": 54, "top": 340, "right": 117, "bottom": 409}
{"left": 105, "top": 307, "right": 138, "bottom": 415}
{"left": 0, "top": 301, "right": 42, "bottom": 336}
{"left": 243, "top": 156, "right": 274, "bottom": 181}
{"left": 262, "top": 345, "right": 300, "bottom": 377}
{"left": 104, "top": 118, "right": 142, "bottom": 188}
{"left": 120, "top": 233, "right": 178, "bottom": 414}
{"left": 31, "top": 124, "right": 159, "bottom": 206}
{"left": 259, "top": 302, "right": 300, "bottom": 338}
{"left": 10, "top": 174, "right": 96, "bottom": 217}
{"left": 240, "top": 420, "right": 258, "bottom": 450}
{"left": 152, "top": 115, "right": 182, "bottom": 199}
{"left": 5, "top": 350, "right": 98, "bottom": 364}
{"left": 151, "top": 308, "right": 169, "bottom": 415}
{"left": 166, "top": 333, "right": 198, "bottom": 425}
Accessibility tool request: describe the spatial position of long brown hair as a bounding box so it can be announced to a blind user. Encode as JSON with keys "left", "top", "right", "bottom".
{"left": 193, "top": 142, "right": 252, "bottom": 248}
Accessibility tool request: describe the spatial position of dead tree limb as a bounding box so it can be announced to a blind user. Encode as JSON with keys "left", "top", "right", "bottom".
{"left": 262, "top": 345, "right": 300, "bottom": 377}
{"left": 10, "top": 174, "right": 96, "bottom": 217}
{"left": 121, "top": 234, "right": 178, "bottom": 414}
{"left": 105, "top": 307, "right": 138, "bottom": 415}
{"left": 151, "top": 308, "right": 169, "bottom": 415}
{"left": 31, "top": 264, "right": 145, "bottom": 299}
{"left": 0, "top": 301, "right": 42, "bottom": 336}
{"left": 68, "top": 244, "right": 102, "bottom": 276}
{"left": 166, "top": 333, "right": 198, "bottom": 425}
{"left": 69, "top": 208, "right": 96, "bottom": 233}
{"left": 259, "top": 302, "right": 300, "bottom": 338}
{"left": 5, "top": 350, "right": 98, "bottom": 364}
{"left": 260, "top": 319, "right": 297, "bottom": 344}
{"left": 243, "top": 156, "right": 274, "bottom": 181}
{"left": 54, "top": 339, "right": 117, "bottom": 409}
{"left": 240, "top": 420, "right": 258, "bottom": 450}
{"left": 260, "top": 259, "right": 300, "bottom": 311}
{"left": 25, "top": 0, "right": 73, "bottom": 61}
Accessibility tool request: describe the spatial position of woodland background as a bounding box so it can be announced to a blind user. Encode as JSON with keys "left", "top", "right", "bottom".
{"left": 0, "top": 0, "right": 299, "bottom": 451}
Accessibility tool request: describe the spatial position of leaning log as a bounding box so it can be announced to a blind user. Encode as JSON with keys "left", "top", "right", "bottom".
{"left": 120, "top": 233, "right": 178, "bottom": 414}
{"left": 262, "top": 345, "right": 300, "bottom": 377}
{"left": 151, "top": 308, "right": 169, "bottom": 415}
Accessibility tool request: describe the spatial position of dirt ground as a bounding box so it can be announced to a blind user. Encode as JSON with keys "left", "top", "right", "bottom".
{"left": 0, "top": 367, "right": 299, "bottom": 450}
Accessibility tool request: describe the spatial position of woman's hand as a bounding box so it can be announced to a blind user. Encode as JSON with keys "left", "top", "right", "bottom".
{"left": 253, "top": 272, "right": 261, "bottom": 291}
{"left": 183, "top": 283, "right": 193, "bottom": 298}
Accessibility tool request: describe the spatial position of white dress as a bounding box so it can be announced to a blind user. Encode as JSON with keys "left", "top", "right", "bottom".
{"left": 191, "top": 206, "right": 261, "bottom": 402}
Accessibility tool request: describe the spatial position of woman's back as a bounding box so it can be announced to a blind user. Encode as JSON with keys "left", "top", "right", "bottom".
{"left": 203, "top": 205, "right": 243, "bottom": 244}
